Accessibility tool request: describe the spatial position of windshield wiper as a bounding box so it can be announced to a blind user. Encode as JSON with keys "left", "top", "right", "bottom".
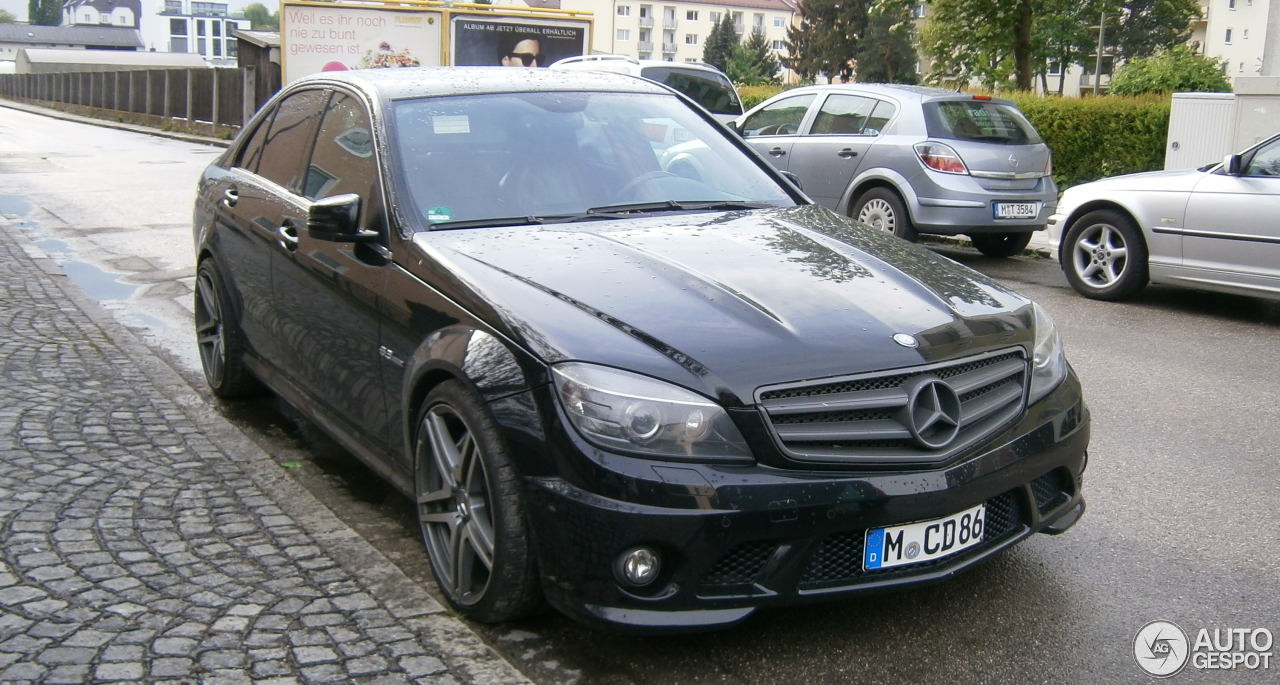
{"left": 427, "top": 216, "right": 545, "bottom": 231}
{"left": 583, "top": 200, "right": 773, "bottom": 215}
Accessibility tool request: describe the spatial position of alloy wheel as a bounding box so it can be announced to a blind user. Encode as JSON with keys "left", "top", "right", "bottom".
{"left": 416, "top": 405, "right": 495, "bottom": 606}
{"left": 1071, "top": 222, "right": 1129, "bottom": 289}
{"left": 194, "top": 270, "right": 226, "bottom": 388}
{"left": 858, "top": 198, "right": 896, "bottom": 233}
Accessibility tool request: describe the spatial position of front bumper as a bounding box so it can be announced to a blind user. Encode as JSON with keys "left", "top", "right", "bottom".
{"left": 517, "top": 372, "right": 1090, "bottom": 633}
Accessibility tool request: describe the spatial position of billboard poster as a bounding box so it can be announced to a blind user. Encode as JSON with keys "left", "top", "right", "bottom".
{"left": 282, "top": 3, "right": 443, "bottom": 83}
{"left": 451, "top": 17, "right": 590, "bottom": 68}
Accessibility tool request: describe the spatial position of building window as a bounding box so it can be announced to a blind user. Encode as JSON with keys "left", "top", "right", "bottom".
{"left": 1225, "top": 28, "right": 1232, "bottom": 43}
{"left": 771, "top": 39, "right": 785, "bottom": 50}
{"left": 191, "top": 1, "right": 228, "bottom": 16}
{"left": 686, "top": 10, "right": 698, "bottom": 20}
{"left": 685, "top": 33, "right": 698, "bottom": 44}
{"left": 639, "top": 29, "right": 651, "bottom": 42}
{"left": 913, "top": 3, "right": 926, "bottom": 18}
{"left": 213, "top": 40, "right": 221, "bottom": 56}
{"left": 197, "top": 38, "right": 206, "bottom": 54}
{"left": 164, "top": 0, "right": 182, "bottom": 13}
{"left": 773, "top": 16, "right": 785, "bottom": 27}
{"left": 709, "top": 11, "right": 721, "bottom": 23}
{"left": 83, "top": 13, "right": 91, "bottom": 21}
{"left": 171, "top": 36, "right": 188, "bottom": 52}
{"left": 213, "top": 22, "right": 221, "bottom": 36}
{"left": 197, "top": 19, "right": 206, "bottom": 36}
{"left": 227, "top": 38, "right": 237, "bottom": 57}
{"left": 99, "top": 15, "right": 110, "bottom": 23}
{"left": 170, "top": 18, "right": 187, "bottom": 34}
{"left": 119, "top": 16, "right": 126, "bottom": 23}
{"left": 1239, "top": 62, "right": 1244, "bottom": 72}
{"left": 1228, "top": 0, "right": 1235, "bottom": 8}
{"left": 617, "top": 29, "right": 631, "bottom": 41}
{"left": 753, "top": 13, "right": 764, "bottom": 29}
{"left": 639, "top": 5, "right": 650, "bottom": 17}
{"left": 617, "top": 5, "right": 630, "bottom": 16}
{"left": 1244, "top": 29, "right": 1249, "bottom": 39}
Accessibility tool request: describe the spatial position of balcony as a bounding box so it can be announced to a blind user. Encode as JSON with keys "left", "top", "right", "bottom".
{"left": 639, "top": 17, "right": 654, "bottom": 27}
{"left": 638, "top": 41, "right": 654, "bottom": 52}
{"left": 663, "top": 17, "right": 677, "bottom": 29}
{"left": 662, "top": 42, "right": 676, "bottom": 54}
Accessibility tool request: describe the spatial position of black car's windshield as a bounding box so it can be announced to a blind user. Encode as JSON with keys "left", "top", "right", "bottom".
{"left": 390, "top": 91, "right": 794, "bottom": 228}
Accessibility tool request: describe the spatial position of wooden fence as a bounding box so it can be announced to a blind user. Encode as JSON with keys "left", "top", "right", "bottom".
{"left": 0, "top": 67, "right": 269, "bottom": 137}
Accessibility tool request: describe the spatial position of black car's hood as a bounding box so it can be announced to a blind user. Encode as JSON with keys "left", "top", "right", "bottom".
{"left": 412, "top": 205, "right": 1033, "bottom": 406}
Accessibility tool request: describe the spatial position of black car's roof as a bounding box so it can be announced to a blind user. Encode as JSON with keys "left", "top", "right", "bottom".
{"left": 291, "top": 66, "right": 673, "bottom": 100}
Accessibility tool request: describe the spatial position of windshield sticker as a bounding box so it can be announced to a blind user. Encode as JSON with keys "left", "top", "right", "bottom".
{"left": 426, "top": 206, "right": 453, "bottom": 222}
{"left": 432, "top": 115, "right": 470, "bottom": 134}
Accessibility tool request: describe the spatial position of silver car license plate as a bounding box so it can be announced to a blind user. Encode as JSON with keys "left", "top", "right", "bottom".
{"left": 994, "top": 202, "right": 1039, "bottom": 219}
{"left": 863, "top": 503, "right": 986, "bottom": 570}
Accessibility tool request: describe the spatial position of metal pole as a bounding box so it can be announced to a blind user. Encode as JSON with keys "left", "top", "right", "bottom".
{"left": 1094, "top": 10, "right": 1106, "bottom": 96}
{"left": 186, "top": 69, "right": 194, "bottom": 122}
{"left": 212, "top": 69, "right": 220, "bottom": 130}
{"left": 242, "top": 65, "right": 256, "bottom": 127}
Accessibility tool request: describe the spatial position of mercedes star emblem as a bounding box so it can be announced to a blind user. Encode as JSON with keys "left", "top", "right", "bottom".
{"left": 893, "top": 333, "right": 918, "bottom": 348}
{"left": 898, "top": 376, "right": 962, "bottom": 449}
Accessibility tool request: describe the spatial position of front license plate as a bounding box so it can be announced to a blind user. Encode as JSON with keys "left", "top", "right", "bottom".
{"left": 863, "top": 503, "right": 986, "bottom": 571}
{"left": 994, "top": 202, "right": 1039, "bottom": 219}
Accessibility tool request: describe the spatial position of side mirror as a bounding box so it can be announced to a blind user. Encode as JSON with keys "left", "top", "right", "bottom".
{"left": 308, "top": 193, "right": 378, "bottom": 243}
{"left": 781, "top": 170, "right": 803, "bottom": 191}
{"left": 1222, "top": 154, "right": 1242, "bottom": 175}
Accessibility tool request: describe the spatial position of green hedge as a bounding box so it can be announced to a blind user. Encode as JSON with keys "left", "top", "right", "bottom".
{"left": 732, "top": 84, "right": 1171, "bottom": 189}
{"left": 1003, "top": 94, "right": 1170, "bottom": 188}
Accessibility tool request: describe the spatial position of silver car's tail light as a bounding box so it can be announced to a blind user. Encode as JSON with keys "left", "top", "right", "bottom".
{"left": 914, "top": 142, "right": 969, "bottom": 175}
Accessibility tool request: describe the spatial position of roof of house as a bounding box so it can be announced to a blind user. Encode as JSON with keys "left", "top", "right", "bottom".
{"left": 63, "top": 0, "right": 142, "bottom": 15}
{"left": 0, "top": 24, "right": 143, "bottom": 48}
{"left": 17, "top": 48, "right": 207, "bottom": 67}
{"left": 230, "top": 29, "right": 280, "bottom": 49}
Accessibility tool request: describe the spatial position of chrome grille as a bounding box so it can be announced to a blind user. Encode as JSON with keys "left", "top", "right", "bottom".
{"left": 756, "top": 349, "right": 1028, "bottom": 466}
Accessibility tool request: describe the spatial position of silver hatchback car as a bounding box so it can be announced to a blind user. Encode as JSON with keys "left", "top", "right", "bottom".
{"left": 736, "top": 84, "right": 1057, "bottom": 257}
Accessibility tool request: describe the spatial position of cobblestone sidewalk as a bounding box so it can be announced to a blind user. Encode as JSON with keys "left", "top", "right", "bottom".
{"left": 0, "top": 221, "right": 530, "bottom": 685}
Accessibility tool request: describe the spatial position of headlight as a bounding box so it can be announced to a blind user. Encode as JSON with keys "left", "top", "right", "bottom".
{"left": 552, "top": 363, "right": 752, "bottom": 462}
{"left": 1028, "top": 303, "right": 1068, "bottom": 403}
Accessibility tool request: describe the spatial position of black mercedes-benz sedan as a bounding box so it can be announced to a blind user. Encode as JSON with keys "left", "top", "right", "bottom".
{"left": 192, "top": 67, "right": 1089, "bottom": 632}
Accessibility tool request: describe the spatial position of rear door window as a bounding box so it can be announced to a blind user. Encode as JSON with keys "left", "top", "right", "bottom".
{"left": 809, "top": 94, "right": 877, "bottom": 135}
{"left": 924, "top": 100, "right": 1041, "bottom": 145}
{"left": 640, "top": 66, "right": 742, "bottom": 116}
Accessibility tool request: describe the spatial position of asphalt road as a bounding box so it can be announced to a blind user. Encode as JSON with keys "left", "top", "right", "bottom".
{"left": 3, "top": 104, "right": 1279, "bottom": 684}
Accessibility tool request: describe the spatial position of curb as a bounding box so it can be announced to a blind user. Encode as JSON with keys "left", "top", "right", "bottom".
{"left": 0, "top": 97, "right": 232, "bottom": 149}
{"left": 0, "top": 215, "right": 533, "bottom": 685}
{"left": 918, "top": 233, "right": 1056, "bottom": 260}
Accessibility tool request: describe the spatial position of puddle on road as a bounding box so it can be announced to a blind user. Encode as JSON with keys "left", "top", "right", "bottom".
{"left": 0, "top": 194, "right": 33, "bottom": 216}
{"left": 34, "top": 238, "right": 70, "bottom": 254}
{"left": 62, "top": 261, "right": 138, "bottom": 301}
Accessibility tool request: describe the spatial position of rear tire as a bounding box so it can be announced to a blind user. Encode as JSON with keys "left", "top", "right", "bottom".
{"left": 970, "top": 231, "right": 1033, "bottom": 258}
{"left": 851, "top": 188, "right": 918, "bottom": 242}
{"left": 414, "top": 381, "right": 544, "bottom": 622}
{"left": 1061, "top": 209, "right": 1149, "bottom": 301}
{"left": 194, "top": 259, "right": 263, "bottom": 398}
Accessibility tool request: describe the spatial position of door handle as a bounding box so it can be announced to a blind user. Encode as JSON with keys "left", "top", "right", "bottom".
{"left": 768, "top": 147, "right": 787, "bottom": 157}
{"left": 837, "top": 148, "right": 858, "bottom": 158}
{"left": 277, "top": 222, "right": 299, "bottom": 251}
{"left": 222, "top": 188, "right": 239, "bottom": 207}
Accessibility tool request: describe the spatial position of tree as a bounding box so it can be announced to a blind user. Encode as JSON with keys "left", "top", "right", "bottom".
{"left": 920, "top": 0, "right": 1036, "bottom": 89}
{"left": 242, "top": 2, "right": 279, "bottom": 30}
{"left": 1109, "top": 0, "right": 1201, "bottom": 61}
{"left": 1108, "top": 45, "right": 1231, "bottom": 94}
{"left": 0, "top": 9, "right": 15, "bottom": 23}
{"left": 855, "top": 0, "right": 919, "bottom": 83}
{"left": 728, "top": 28, "right": 782, "bottom": 85}
{"left": 703, "top": 14, "right": 739, "bottom": 72}
{"left": 28, "top": 0, "right": 61, "bottom": 26}
{"left": 783, "top": 0, "right": 869, "bottom": 83}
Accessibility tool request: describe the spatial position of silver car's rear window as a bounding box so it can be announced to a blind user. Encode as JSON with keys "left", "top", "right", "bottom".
{"left": 923, "top": 101, "right": 1042, "bottom": 145}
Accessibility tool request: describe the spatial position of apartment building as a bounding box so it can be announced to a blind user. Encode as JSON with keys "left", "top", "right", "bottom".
{"left": 561, "top": 0, "right": 797, "bottom": 66}
{"left": 139, "top": 0, "right": 249, "bottom": 65}
{"left": 1198, "top": 0, "right": 1280, "bottom": 76}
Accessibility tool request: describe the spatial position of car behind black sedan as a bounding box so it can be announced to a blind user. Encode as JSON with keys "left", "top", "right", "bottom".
{"left": 192, "top": 67, "right": 1089, "bottom": 632}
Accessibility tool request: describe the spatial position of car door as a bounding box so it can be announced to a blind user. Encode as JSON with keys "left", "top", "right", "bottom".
{"left": 270, "top": 88, "right": 394, "bottom": 452}
{"left": 738, "top": 93, "right": 817, "bottom": 171}
{"left": 1182, "top": 137, "right": 1280, "bottom": 290}
{"left": 786, "top": 94, "right": 894, "bottom": 210}
{"left": 213, "top": 88, "right": 327, "bottom": 367}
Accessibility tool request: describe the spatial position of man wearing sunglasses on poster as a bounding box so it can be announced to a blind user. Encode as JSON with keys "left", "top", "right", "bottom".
{"left": 498, "top": 34, "right": 545, "bottom": 67}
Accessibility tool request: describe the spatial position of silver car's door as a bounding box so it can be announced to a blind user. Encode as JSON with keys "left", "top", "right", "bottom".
{"left": 1182, "top": 138, "right": 1280, "bottom": 291}
{"left": 738, "top": 93, "right": 817, "bottom": 171}
{"left": 786, "top": 95, "right": 893, "bottom": 210}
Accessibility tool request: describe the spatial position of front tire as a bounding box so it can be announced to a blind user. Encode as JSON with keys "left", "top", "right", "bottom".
{"left": 414, "top": 381, "right": 543, "bottom": 622}
{"left": 194, "top": 259, "right": 262, "bottom": 398}
{"left": 851, "top": 188, "right": 918, "bottom": 242}
{"left": 1061, "top": 209, "right": 1149, "bottom": 301}
{"left": 970, "top": 231, "right": 1033, "bottom": 258}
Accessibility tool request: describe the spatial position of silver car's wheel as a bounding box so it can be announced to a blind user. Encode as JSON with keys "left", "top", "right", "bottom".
{"left": 851, "top": 188, "right": 918, "bottom": 241}
{"left": 413, "top": 381, "right": 543, "bottom": 622}
{"left": 418, "top": 403, "right": 496, "bottom": 607}
{"left": 858, "top": 198, "right": 896, "bottom": 233}
{"left": 1061, "top": 209, "right": 1149, "bottom": 301}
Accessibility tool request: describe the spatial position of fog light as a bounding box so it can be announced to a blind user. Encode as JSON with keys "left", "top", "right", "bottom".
{"left": 615, "top": 546, "right": 661, "bottom": 587}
